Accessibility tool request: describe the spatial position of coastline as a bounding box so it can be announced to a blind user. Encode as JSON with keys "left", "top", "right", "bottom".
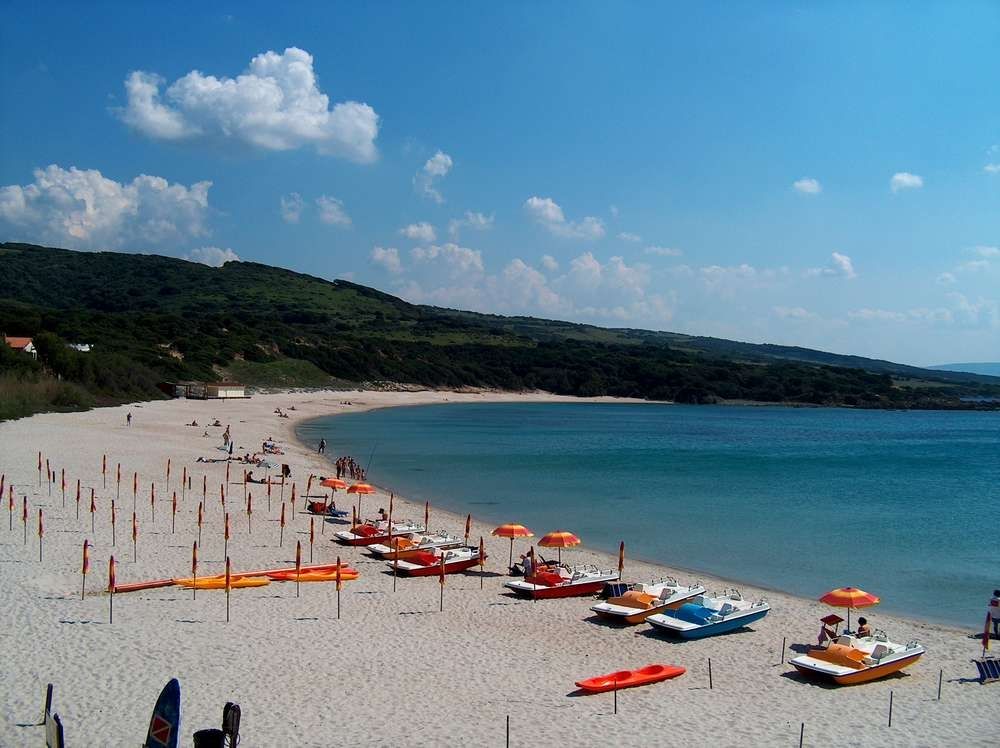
{"left": 1, "top": 389, "right": 994, "bottom": 747}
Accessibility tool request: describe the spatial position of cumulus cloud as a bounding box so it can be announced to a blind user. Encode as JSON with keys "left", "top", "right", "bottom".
{"left": 804, "top": 252, "right": 856, "bottom": 279}
{"left": 540, "top": 254, "right": 559, "bottom": 272}
{"left": 371, "top": 246, "right": 402, "bottom": 274}
{"left": 644, "top": 245, "right": 683, "bottom": 257}
{"left": 279, "top": 192, "right": 303, "bottom": 223}
{"left": 524, "top": 196, "right": 605, "bottom": 239}
{"left": 315, "top": 195, "right": 350, "bottom": 226}
{"left": 984, "top": 164, "right": 1000, "bottom": 174}
{"left": 186, "top": 246, "right": 240, "bottom": 266}
{"left": 972, "top": 245, "right": 1000, "bottom": 258}
{"left": 849, "top": 308, "right": 907, "bottom": 322}
{"left": 793, "top": 178, "right": 822, "bottom": 194}
{"left": 772, "top": 306, "right": 816, "bottom": 320}
{"left": 410, "top": 242, "right": 484, "bottom": 277}
{"left": 118, "top": 47, "right": 379, "bottom": 162}
{"left": 399, "top": 222, "right": 436, "bottom": 242}
{"left": 0, "top": 164, "right": 211, "bottom": 250}
{"left": 414, "top": 151, "right": 452, "bottom": 203}
{"left": 618, "top": 232, "right": 642, "bottom": 242}
{"left": 890, "top": 172, "right": 923, "bottom": 192}
{"left": 448, "top": 210, "right": 494, "bottom": 238}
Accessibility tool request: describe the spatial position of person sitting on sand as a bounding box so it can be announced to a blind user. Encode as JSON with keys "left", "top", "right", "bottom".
{"left": 856, "top": 617, "right": 872, "bottom": 638}
{"left": 818, "top": 622, "right": 839, "bottom": 646}
{"left": 212, "top": 419, "right": 222, "bottom": 427}
{"left": 203, "top": 431, "right": 210, "bottom": 438}
{"left": 188, "top": 420, "right": 199, "bottom": 427}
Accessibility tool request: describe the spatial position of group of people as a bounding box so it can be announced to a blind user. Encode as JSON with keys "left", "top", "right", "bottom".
{"left": 334, "top": 455, "right": 365, "bottom": 481}
{"left": 273, "top": 407, "right": 294, "bottom": 419}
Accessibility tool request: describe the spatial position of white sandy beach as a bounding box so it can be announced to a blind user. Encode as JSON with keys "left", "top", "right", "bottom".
{"left": 0, "top": 390, "right": 994, "bottom": 747}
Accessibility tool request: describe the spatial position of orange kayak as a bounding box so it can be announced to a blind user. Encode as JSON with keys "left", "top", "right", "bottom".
{"left": 175, "top": 576, "right": 271, "bottom": 590}
{"left": 575, "top": 664, "right": 686, "bottom": 693}
{"left": 267, "top": 570, "right": 358, "bottom": 582}
{"left": 113, "top": 578, "right": 176, "bottom": 594}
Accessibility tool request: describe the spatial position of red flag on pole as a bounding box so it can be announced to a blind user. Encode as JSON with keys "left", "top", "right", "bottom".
{"left": 22, "top": 496, "right": 28, "bottom": 545}
{"left": 247, "top": 492, "right": 253, "bottom": 533}
{"left": 618, "top": 541, "right": 625, "bottom": 579}
{"left": 131, "top": 512, "right": 138, "bottom": 562}
{"left": 465, "top": 513, "right": 471, "bottom": 544}
{"left": 111, "top": 499, "right": 116, "bottom": 546}
{"left": 191, "top": 541, "right": 198, "bottom": 600}
{"left": 336, "top": 555, "right": 343, "bottom": 591}
{"left": 225, "top": 557, "right": 232, "bottom": 623}
{"left": 38, "top": 508, "right": 44, "bottom": 562}
{"left": 171, "top": 492, "right": 177, "bottom": 533}
{"left": 984, "top": 612, "right": 992, "bottom": 653}
{"left": 424, "top": 501, "right": 430, "bottom": 530}
{"left": 108, "top": 555, "right": 116, "bottom": 592}
{"left": 306, "top": 475, "right": 313, "bottom": 496}
{"left": 90, "top": 489, "right": 96, "bottom": 533}
{"left": 150, "top": 483, "right": 155, "bottom": 523}
{"left": 295, "top": 540, "right": 302, "bottom": 597}
{"left": 166, "top": 458, "right": 171, "bottom": 487}
{"left": 309, "top": 516, "right": 315, "bottom": 563}
{"left": 279, "top": 502, "right": 286, "bottom": 546}
{"left": 479, "top": 535, "right": 486, "bottom": 590}
{"left": 81, "top": 539, "right": 90, "bottom": 599}
{"left": 61, "top": 468, "right": 66, "bottom": 506}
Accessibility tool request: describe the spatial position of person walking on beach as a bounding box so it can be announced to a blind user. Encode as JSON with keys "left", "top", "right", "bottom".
{"left": 989, "top": 590, "right": 1000, "bottom": 638}
{"left": 318, "top": 438, "right": 326, "bottom": 454}
{"left": 126, "top": 411, "right": 132, "bottom": 427}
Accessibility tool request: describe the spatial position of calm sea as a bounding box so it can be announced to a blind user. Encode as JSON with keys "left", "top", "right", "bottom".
{"left": 297, "top": 402, "right": 999, "bottom": 627}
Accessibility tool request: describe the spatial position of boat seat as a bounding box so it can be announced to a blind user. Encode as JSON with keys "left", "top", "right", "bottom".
{"left": 869, "top": 644, "right": 890, "bottom": 661}
{"left": 717, "top": 602, "right": 735, "bottom": 617}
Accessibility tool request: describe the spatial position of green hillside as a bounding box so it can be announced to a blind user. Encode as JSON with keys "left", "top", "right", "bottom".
{"left": 1, "top": 242, "right": 998, "bottom": 419}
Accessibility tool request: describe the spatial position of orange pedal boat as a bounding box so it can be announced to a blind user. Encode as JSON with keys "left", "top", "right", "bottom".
{"left": 575, "top": 664, "right": 686, "bottom": 693}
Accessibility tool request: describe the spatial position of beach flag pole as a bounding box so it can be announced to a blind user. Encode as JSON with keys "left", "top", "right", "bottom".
{"left": 247, "top": 493, "right": 252, "bottom": 534}
{"left": 90, "top": 489, "right": 96, "bottom": 534}
{"left": 439, "top": 553, "right": 446, "bottom": 612}
{"left": 38, "top": 452, "right": 42, "bottom": 487}
{"left": 465, "top": 513, "right": 471, "bottom": 545}
{"left": 225, "top": 557, "right": 231, "bottom": 623}
{"left": 197, "top": 501, "right": 203, "bottom": 545}
{"left": 224, "top": 512, "right": 230, "bottom": 559}
{"left": 309, "top": 517, "right": 314, "bottom": 563}
{"left": 7, "top": 486, "right": 12, "bottom": 532}
{"left": 479, "top": 536, "right": 485, "bottom": 590}
{"left": 23, "top": 496, "right": 28, "bottom": 545}
{"left": 131, "top": 512, "right": 138, "bottom": 562}
{"left": 393, "top": 552, "right": 399, "bottom": 592}
{"left": 166, "top": 458, "right": 171, "bottom": 492}
{"left": 618, "top": 541, "right": 625, "bottom": 580}
{"left": 150, "top": 484, "right": 155, "bottom": 525}
{"left": 267, "top": 478, "right": 272, "bottom": 512}
{"left": 75, "top": 479, "right": 80, "bottom": 520}
{"left": 108, "top": 556, "right": 116, "bottom": 623}
{"left": 280, "top": 474, "right": 285, "bottom": 502}
{"left": 192, "top": 541, "right": 198, "bottom": 600}
{"left": 182, "top": 466, "right": 187, "bottom": 502}
{"left": 887, "top": 690, "right": 893, "bottom": 727}
{"left": 132, "top": 472, "right": 137, "bottom": 513}
{"left": 295, "top": 541, "right": 302, "bottom": 597}
{"left": 243, "top": 470, "right": 247, "bottom": 504}
{"left": 279, "top": 503, "right": 285, "bottom": 547}
{"left": 111, "top": 499, "right": 116, "bottom": 546}
{"left": 102, "top": 454, "right": 107, "bottom": 489}
{"left": 202, "top": 475, "right": 207, "bottom": 507}
{"left": 336, "top": 555, "right": 342, "bottom": 619}
{"left": 220, "top": 483, "right": 225, "bottom": 512}
{"left": 290, "top": 483, "right": 296, "bottom": 523}
{"left": 225, "top": 463, "right": 230, "bottom": 500}
{"left": 799, "top": 723, "right": 804, "bottom": 748}
{"left": 46, "top": 459, "right": 51, "bottom": 496}
{"left": 81, "top": 539, "right": 89, "bottom": 599}
{"left": 61, "top": 468, "right": 65, "bottom": 507}
{"left": 983, "top": 612, "right": 992, "bottom": 657}
{"left": 116, "top": 463, "right": 121, "bottom": 500}
{"left": 708, "top": 658, "right": 713, "bottom": 690}
{"left": 424, "top": 501, "right": 430, "bottom": 531}
{"left": 171, "top": 492, "right": 177, "bottom": 533}
{"left": 38, "top": 508, "right": 44, "bottom": 562}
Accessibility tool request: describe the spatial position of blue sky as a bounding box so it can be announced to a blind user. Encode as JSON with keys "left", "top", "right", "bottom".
{"left": 1, "top": 2, "right": 998, "bottom": 365}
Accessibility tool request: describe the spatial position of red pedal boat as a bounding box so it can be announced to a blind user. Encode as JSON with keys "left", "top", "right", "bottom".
{"left": 575, "top": 664, "right": 686, "bottom": 693}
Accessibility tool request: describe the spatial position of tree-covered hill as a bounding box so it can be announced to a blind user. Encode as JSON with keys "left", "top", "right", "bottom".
{"left": 1, "top": 242, "right": 998, "bottom": 418}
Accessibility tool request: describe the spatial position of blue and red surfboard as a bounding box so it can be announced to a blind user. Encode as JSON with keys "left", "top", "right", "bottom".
{"left": 144, "top": 678, "right": 180, "bottom": 748}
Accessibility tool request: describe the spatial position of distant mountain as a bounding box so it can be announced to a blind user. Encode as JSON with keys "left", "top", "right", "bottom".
{"left": 1, "top": 242, "right": 999, "bottom": 419}
{"left": 928, "top": 363, "right": 1000, "bottom": 377}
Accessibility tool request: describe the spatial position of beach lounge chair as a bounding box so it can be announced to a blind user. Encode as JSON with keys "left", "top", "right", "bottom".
{"left": 972, "top": 656, "right": 1000, "bottom": 683}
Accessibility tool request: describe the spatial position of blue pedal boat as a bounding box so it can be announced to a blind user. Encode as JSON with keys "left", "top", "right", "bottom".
{"left": 647, "top": 590, "right": 770, "bottom": 639}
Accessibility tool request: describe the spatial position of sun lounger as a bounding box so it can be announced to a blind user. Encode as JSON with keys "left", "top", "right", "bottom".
{"left": 973, "top": 656, "right": 1000, "bottom": 683}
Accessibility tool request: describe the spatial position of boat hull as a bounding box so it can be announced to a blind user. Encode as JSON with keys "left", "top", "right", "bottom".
{"left": 793, "top": 651, "right": 924, "bottom": 685}
{"left": 397, "top": 558, "right": 483, "bottom": 577}
{"left": 507, "top": 579, "right": 609, "bottom": 599}
{"left": 650, "top": 607, "right": 770, "bottom": 639}
{"left": 592, "top": 592, "right": 701, "bottom": 624}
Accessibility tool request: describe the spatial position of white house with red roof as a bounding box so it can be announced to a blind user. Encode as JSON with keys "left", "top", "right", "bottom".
{"left": 4, "top": 336, "right": 37, "bottom": 359}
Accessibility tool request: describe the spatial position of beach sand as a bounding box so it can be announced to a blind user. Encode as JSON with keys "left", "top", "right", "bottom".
{"left": 0, "top": 390, "right": 993, "bottom": 747}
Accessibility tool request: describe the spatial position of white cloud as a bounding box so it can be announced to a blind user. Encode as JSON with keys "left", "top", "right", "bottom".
{"left": 849, "top": 308, "right": 907, "bottom": 322}
{"left": 0, "top": 164, "right": 211, "bottom": 250}
{"left": 618, "top": 232, "right": 642, "bottom": 242}
{"left": 644, "top": 245, "right": 683, "bottom": 257}
{"left": 804, "top": 251, "right": 856, "bottom": 279}
{"left": 399, "top": 222, "right": 436, "bottom": 242}
{"left": 957, "top": 259, "right": 990, "bottom": 273}
{"left": 118, "top": 48, "right": 379, "bottom": 162}
{"left": 315, "top": 195, "right": 351, "bottom": 226}
{"left": 609, "top": 205, "right": 619, "bottom": 219}
{"left": 793, "top": 178, "right": 822, "bottom": 194}
{"left": 371, "top": 246, "right": 402, "bottom": 274}
{"left": 186, "top": 246, "right": 240, "bottom": 267}
{"left": 984, "top": 164, "right": 1000, "bottom": 174}
{"left": 448, "top": 211, "right": 494, "bottom": 238}
{"left": 524, "top": 196, "right": 605, "bottom": 239}
{"left": 772, "top": 306, "right": 817, "bottom": 320}
{"left": 890, "top": 172, "right": 923, "bottom": 192}
{"left": 971, "top": 245, "right": 1000, "bottom": 258}
{"left": 414, "top": 151, "right": 453, "bottom": 203}
{"left": 540, "top": 254, "right": 559, "bottom": 272}
{"left": 410, "top": 242, "right": 484, "bottom": 277}
{"left": 279, "top": 192, "right": 303, "bottom": 223}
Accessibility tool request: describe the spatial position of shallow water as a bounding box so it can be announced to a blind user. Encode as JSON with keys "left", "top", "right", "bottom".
{"left": 297, "top": 402, "right": 1000, "bottom": 627}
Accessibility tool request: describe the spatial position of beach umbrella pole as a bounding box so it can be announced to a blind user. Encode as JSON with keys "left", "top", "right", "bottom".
{"left": 508, "top": 538, "right": 513, "bottom": 569}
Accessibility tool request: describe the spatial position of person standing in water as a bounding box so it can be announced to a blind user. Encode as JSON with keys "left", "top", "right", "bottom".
{"left": 318, "top": 438, "right": 326, "bottom": 454}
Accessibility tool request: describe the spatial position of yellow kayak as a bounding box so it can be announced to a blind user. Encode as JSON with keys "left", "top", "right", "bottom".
{"left": 174, "top": 576, "right": 271, "bottom": 590}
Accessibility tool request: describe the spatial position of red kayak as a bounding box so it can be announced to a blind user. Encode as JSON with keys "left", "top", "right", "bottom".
{"left": 575, "top": 664, "right": 686, "bottom": 693}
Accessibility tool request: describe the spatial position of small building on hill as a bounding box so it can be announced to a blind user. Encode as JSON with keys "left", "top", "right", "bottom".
{"left": 4, "top": 336, "right": 37, "bottom": 359}
{"left": 157, "top": 380, "right": 247, "bottom": 399}
{"left": 206, "top": 382, "right": 247, "bottom": 399}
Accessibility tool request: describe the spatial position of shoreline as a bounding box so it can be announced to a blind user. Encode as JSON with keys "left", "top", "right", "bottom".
{"left": 1, "top": 389, "right": 994, "bottom": 747}
{"left": 290, "top": 403, "right": 974, "bottom": 634}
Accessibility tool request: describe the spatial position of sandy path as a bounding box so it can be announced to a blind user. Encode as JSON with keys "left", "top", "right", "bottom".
{"left": 0, "top": 390, "right": 993, "bottom": 747}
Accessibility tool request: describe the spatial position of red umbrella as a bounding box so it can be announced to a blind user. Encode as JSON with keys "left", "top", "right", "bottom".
{"left": 492, "top": 523, "right": 534, "bottom": 568}
{"left": 819, "top": 587, "right": 880, "bottom": 631}
{"left": 538, "top": 530, "right": 581, "bottom": 564}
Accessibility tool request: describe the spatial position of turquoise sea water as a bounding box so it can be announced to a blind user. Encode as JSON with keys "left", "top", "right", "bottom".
{"left": 296, "top": 403, "right": 999, "bottom": 627}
